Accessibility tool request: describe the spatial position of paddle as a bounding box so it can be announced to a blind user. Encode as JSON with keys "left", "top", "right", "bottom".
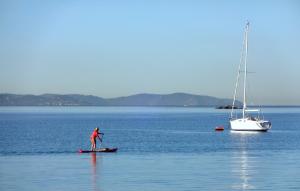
{"left": 98, "top": 133, "right": 104, "bottom": 148}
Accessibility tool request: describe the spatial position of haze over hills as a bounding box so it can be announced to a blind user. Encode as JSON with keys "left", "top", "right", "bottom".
{"left": 0, "top": 93, "right": 240, "bottom": 107}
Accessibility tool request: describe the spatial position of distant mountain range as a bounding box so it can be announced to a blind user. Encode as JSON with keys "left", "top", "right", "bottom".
{"left": 0, "top": 93, "right": 241, "bottom": 107}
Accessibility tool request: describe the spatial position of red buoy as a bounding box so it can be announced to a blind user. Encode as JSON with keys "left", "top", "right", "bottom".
{"left": 215, "top": 126, "right": 224, "bottom": 131}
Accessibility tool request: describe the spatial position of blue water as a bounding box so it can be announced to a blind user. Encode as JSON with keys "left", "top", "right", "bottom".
{"left": 0, "top": 106, "right": 300, "bottom": 190}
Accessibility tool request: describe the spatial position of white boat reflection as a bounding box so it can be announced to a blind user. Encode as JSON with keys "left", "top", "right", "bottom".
{"left": 231, "top": 134, "right": 257, "bottom": 190}
{"left": 230, "top": 131, "right": 261, "bottom": 135}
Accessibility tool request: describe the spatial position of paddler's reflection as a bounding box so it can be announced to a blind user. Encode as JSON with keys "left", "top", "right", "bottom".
{"left": 91, "top": 153, "right": 101, "bottom": 191}
{"left": 91, "top": 153, "right": 97, "bottom": 172}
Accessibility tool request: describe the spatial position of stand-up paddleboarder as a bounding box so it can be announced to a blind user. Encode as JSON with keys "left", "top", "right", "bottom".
{"left": 90, "top": 127, "right": 103, "bottom": 151}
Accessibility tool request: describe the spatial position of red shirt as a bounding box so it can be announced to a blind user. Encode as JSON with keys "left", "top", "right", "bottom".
{"left": 91, "top": 131, "right": 99, "bottom": 139}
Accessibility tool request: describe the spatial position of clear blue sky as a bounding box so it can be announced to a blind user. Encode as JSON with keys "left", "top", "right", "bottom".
{"left": 0, "top": 0, "right": 299, "bottom": 105}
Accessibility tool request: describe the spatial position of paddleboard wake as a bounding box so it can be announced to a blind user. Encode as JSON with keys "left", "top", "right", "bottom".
{"left": 78, "top": 148, "right": 118, "bottom": 153}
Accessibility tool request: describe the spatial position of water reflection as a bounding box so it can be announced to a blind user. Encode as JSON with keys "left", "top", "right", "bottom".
{"left": 231, "top": 132, "right": 257, "bottom": 190}
{"left": 91, "top": 153, "right": 101, "bottom": 191}
{"left": 230, "top": 131, "right": 261, "bottom": 135}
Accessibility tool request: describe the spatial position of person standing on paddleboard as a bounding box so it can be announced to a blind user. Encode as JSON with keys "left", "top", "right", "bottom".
{"left": 90, "top": 127, "right": 103, "bottom": 151}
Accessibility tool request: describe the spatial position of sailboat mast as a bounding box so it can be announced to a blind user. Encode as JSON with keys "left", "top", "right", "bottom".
{"left": 242, "top": 22, "right": 249, "bottom": 119}
{"left": 230, "top": 23, "right": 247, "bottom": 119}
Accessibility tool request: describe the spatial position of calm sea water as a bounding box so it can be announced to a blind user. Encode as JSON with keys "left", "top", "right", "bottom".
{"left": 0, "top": 106, "right": 300, "bottom": 190}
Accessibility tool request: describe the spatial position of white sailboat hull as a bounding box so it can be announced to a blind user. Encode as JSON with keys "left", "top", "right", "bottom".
{"left": 230, "top": 118, "right": 271, "bottom": 131}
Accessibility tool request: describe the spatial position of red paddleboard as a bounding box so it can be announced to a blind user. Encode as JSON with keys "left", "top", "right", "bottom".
{"left": 79, "top": 148, "right": 118, "bottom": 153}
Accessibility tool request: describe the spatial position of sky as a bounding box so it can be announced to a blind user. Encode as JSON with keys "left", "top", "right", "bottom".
{"left": 0, "top": 0, "right": 299, "bottom": 105}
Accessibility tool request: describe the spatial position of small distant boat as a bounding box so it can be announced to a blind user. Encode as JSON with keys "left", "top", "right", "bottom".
{"left": 229, "top": 22, "right": 271, "bottom": 132}
{"left": 216, "top": 105, "right": 241, "bottom": 109}
{"left": 79, "top": 148, "right": 118, "bottom": 153}
{"left": 215, "top": 126, "right": 224, "bottom": 131}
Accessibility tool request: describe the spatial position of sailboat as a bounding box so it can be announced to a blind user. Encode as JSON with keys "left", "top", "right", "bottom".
{"left": 230, "top": 22, "right": 271, "bottom": 131}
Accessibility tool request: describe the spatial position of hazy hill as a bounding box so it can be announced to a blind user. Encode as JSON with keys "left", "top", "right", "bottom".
{"left": 0, "top": 94, "right": 107, "bottom": 106}
{"left": 0, "top": 93, "right": 239, "bottom": 107}
{"left": 106, "top": 93, "right": 236, "bottom": 106}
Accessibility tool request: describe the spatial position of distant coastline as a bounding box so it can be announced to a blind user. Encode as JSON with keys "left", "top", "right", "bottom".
{"left": 0, "top": 93, "right": 242, "bottom": 107}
